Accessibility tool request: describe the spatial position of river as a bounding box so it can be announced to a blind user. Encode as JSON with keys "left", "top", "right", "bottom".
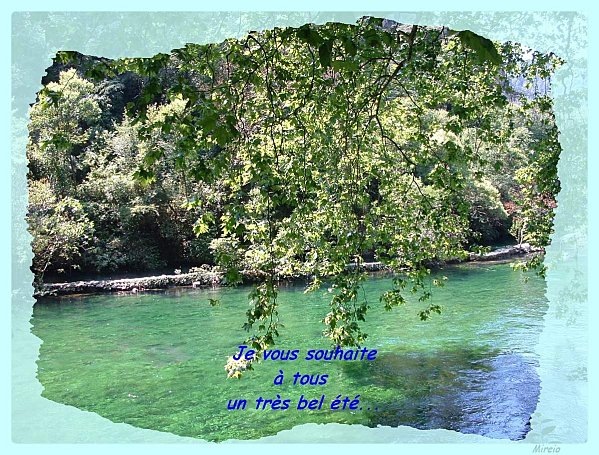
{"left": 31, "top": 262, "right": 547, "bottom": 442}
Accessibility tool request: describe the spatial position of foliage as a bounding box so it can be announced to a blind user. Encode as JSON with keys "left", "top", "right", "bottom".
{"left": 28, "top": 179, "right": 94, "bottom": 280}
{"left": 28, "top": 18, "right": 562, "bottom": 371}
{"left": 28, "top": 69, "right": 102, "bottom": 196}
{"left": 464, "top": 178, "right": 509, "bottom": 244}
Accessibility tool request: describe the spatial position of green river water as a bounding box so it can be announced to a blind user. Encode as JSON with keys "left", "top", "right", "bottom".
{"left": 31, "top": 262, "right": 547, "bottom": 442}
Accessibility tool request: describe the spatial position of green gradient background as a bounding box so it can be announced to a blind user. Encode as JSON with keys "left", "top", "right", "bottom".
{"left": 7, "top": 3, "right": 590, "bottom": 452}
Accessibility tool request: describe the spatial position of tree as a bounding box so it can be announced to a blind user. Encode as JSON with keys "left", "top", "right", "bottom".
{"left": 47, "top": 18, "right": 562, "bottom": 374}
{"left": 27, "top": 68, "right": 102, "bottom": 196}
{"left": 28, "top": 179, "right": 94, "bottom": 281}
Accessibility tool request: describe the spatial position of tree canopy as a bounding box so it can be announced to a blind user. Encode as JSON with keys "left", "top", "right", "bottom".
{"left": 28, "top": 18, "right": 562, "bottom": 376}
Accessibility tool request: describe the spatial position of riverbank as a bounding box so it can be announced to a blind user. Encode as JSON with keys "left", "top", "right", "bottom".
{"left": 34, "top": 243, "right": 541, "bottom": 298}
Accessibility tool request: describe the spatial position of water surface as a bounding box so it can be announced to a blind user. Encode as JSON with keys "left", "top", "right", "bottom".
{"left": 31, "top": 262, "right": 547, "bottom": 442}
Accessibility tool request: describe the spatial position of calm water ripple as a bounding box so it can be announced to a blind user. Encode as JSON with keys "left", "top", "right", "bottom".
{"left": 31, "top": 262, "right": 547, "bottom": 442}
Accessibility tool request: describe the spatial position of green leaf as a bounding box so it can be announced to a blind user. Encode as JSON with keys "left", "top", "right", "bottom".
{"left": 296, "top": 25, "right": 323, "bottom": 47}
{"left": 318, "top": 40, "right": 333, "bottom": 68}
{"left": 364, "top": 29, "right": 381, "bottom": 48}
{"left": 341, "top": 37, "right": 357, "bottom": 56}
{"left": 457, "top": 30, "right": 502, "bottom": 66}
{"left": 331, "top": 60, "right": 359, "bottom": 72}
{"left": 132, "top": 167, "right": 156, "bottom": 185}
{"left": 55, "top": 51, "right": 79, "bottom": 65}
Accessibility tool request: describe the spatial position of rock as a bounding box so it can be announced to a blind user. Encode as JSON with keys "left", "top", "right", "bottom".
{"left": 468, "top": 243, "right": 542, "bottom": 262}
{"left": 36, "top": 268, "right": 225, "bottom": 297}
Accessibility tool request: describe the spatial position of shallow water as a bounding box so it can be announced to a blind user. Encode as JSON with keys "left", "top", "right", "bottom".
{"left": 31, "top": 262, "right": 547, "bottom": 442}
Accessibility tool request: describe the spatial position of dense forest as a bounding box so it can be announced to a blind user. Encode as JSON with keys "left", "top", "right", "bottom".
{"left": 27, "top": 18, "right": 561, "bottom": 368}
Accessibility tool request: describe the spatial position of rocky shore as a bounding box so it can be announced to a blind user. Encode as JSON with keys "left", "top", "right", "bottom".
{"left": 467, "top": 242, "right": 541, "bottom": 262}
{"left": 35, "top": 243, "right": 541, "bottom": 298}
{"left": 35, "top": 267, "right": 223, "bottom": 298}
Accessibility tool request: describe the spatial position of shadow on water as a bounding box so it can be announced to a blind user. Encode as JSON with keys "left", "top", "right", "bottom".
{"left": 342, "top": 348, "right": 540, "bottom": 441}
